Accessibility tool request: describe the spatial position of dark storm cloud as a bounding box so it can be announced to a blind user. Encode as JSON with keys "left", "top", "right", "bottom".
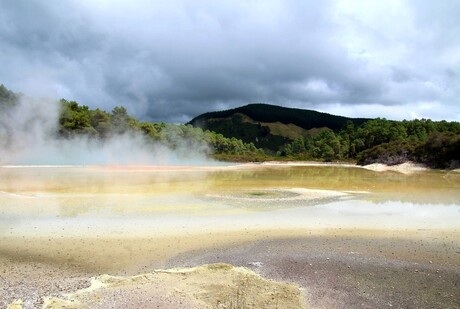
{"left": 0, "top": 0, "right": 459, "bottom": 122}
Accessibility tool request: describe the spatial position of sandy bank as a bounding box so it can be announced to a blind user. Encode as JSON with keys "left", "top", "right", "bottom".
{"left": 168, "top": 230, "right": 460, "bottom": 309}
{"left": 361, "top": 162, "right": 428, "bottom": 174}
{"left": 0, "top": 160, "right": 442, "bottom": 172}
{"left": 0, "top": 229, "right": 317, "bottom": 308}
{"left": 252, "top": 161, "right": 430, "bottom": 174}
{"left": 260, "top": 160, "right": 436, "bottom": 176}
{"left": 40, "top": 263, "right": 305, "bottom": 309}
{"left": 2, "top": 229, "right": 459, "bottom": 308}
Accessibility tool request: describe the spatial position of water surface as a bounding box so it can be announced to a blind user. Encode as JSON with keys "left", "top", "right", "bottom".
{"left": 1, "top": 165, "right": 459, "bottom": 238}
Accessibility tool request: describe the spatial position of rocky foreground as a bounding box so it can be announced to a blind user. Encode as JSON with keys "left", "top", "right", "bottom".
{"left": 4, "top": 230, "right": 460, "bottom": 309}
{"left": 8, "top": 264, "right": 305, "bottom": 309}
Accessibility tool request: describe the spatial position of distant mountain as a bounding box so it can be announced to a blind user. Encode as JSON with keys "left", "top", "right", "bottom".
{"left": 188, "top": 103, "right": 370, "bottom": 151}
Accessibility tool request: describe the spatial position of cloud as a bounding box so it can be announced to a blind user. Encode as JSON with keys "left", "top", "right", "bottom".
{"left": 0, "top": 0, "right": 459, "bottom": 122}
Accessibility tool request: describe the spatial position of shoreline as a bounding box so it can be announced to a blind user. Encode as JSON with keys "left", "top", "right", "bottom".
{"left": 1, "top": 160, "right": 447, "bottom": 173}
{"left": 3, "top": 228, "right": 460, "bottom": 308}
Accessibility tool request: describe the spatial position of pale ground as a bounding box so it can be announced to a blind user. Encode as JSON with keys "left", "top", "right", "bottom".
{"left": 1, "top": 229, "right": 310, "bottom": 308}
{"left": 360, "top": 162, "right": 428, "bottom": 174}
{"left": 2, "top": 229, "right": 460, "bottom": 309}
{"left": 1, "top": 163, "right": 459, "bottom": 308}
{"left": 42, "top": 264, "right": 305, "bottom": 309}
{"left": 262, "top": 161, "right": 429, "bottom": 175}
{"left": 168, "top": 229, "right": 460, "bottom": 309}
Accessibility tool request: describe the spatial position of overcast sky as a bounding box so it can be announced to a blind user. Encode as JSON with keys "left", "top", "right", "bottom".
{"left": 1, "top": 0, "right": 459, "bottom": 122}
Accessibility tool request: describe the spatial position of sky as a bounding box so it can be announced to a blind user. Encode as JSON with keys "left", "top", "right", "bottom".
{"left": 1, "top": 0, "right": 459, "bottom": 123}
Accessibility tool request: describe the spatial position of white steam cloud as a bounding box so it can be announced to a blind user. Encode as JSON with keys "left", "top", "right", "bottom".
{"left": 0, "top": 98, "right": 212, "bottom": 165}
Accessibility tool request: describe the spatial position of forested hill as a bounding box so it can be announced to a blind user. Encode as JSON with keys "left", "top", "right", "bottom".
{"left": 188, "top": 103, "right": 369, "bottom": 151}
{"left": 189, "top": 103, "right": 369, "bottom": 131}
{"left": 188, "top": 103, "right": 459, "bottom": 168}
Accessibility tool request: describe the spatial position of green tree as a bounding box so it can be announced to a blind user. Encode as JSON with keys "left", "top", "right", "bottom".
{"left": 89, "top": 108, "right": 112, "bottom": 138}
{"left": 291, "top": 137, "right": 305, "bottom": 154}
{"left": 0, "top": 84, "right": 19, "bottom": 109}
{"left": 59, "top": 99, "right": 97, "bottom": 137}
{"left": 312, "top": 129, "right": 340, "bottom": 161}
{"left": 111, "top": 106, "right": 130, "bottom": 134}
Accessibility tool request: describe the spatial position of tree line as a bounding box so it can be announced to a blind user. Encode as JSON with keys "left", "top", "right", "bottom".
{"left": 53, "top": 99, "right": 460, "bottom": 168}
{"left": 59, "top": 99, "right": 266, "bottom": 160}
{"left": 1, "top": 84, "right": 459, "bottom": 167}
{"left": 281, "top": 118, "right": 460, "bottom": 168}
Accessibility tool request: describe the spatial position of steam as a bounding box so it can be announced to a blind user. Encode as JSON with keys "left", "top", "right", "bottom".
{"left": 0, "top": 98, "right": 212, "bottom": 165}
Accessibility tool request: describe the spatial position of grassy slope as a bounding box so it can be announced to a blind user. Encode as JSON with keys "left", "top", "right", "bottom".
{"left": 188, "top": 103, "right": 369, "bottom": 150}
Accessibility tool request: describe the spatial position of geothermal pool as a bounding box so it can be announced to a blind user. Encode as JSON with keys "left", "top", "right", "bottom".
{"left": 1, "top": 164, "right": 459, "bottom": 308}
{"left": 1, "top": 164, "right": 459, "bottom": 236}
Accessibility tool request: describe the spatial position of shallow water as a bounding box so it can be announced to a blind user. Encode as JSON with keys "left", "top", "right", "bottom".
{"left": 1, "top": 164, "right": 459, "bottom": 238}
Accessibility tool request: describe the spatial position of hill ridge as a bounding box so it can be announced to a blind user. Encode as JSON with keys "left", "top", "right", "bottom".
{"left": 189, "top": 103, "right": 369, "bottom": 131}
{"left": 188, "top": 103, "right": 370, "bottom": 150}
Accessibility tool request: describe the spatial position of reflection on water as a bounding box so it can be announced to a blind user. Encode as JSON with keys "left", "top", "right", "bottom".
{"left": 0, "top": 165, "right": 459, "bottom": 235}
